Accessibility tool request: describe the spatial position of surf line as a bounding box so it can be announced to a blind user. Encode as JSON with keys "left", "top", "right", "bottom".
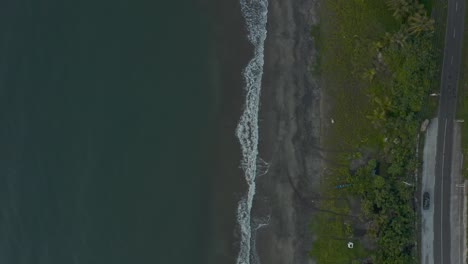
{"left": 235, "top": 0, "right": 269, "bottom": 264}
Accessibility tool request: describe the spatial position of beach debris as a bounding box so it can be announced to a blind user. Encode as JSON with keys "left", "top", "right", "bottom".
{"left": 335, "top": 183, "right": 352, "bottom": 189}
{"left": 377, "top": 52, "right": 383, "bottom": 63}
{"left": 402, "top": 181, "right": 413, "bottom": 186}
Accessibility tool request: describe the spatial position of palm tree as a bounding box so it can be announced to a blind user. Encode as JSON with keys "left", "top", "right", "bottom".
{"left": 407, "top": 13, "right": 435, "bottom": 35}
{"left": 385, "top": 29, "right": 408, "bottom": 47}
{"left": 414, "top": 3, "right": 427, "bottom": 15}
{"left": 362, "top": 68, "right": 376, "bottom": 82}
{"left": 394, "top": 29, "right": 409, "bottom": 46}
{"left": 367, "top": 96, "right": 392, "bottom": 125}
{"left": 386, "top": 0, "right": 412, "bottom": 19}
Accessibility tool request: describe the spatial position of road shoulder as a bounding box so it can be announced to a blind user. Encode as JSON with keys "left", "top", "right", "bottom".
{"left": 421, "top": 118, "right": 438, "bottom": 264}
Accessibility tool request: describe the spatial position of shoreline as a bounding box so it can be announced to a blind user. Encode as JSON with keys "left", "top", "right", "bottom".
{"left": 254, "top": 0, "right": 322, "bottom": 263}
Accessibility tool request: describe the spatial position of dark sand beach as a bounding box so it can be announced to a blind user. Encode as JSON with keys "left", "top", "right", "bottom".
{"left": 190, "top": 0, "right": 323, "bottom": 263}
{"left": 254, "top": 0, "right": 322, "bottom": 263}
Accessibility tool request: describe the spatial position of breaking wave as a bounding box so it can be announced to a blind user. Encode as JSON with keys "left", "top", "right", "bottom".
{"left": 235, "top": 0, "right": 268, "bottom": 263}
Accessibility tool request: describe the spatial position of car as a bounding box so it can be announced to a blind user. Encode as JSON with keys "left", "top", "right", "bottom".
{"left": 423, "top": 192, "right": 430, "bottom": 210}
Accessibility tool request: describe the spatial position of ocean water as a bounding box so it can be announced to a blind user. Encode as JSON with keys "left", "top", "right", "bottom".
{"left": 0, "top": 0, "right": 228, "bottom": 263}
{"left": 0, "top": 0, "right": 269, "bottom": 262}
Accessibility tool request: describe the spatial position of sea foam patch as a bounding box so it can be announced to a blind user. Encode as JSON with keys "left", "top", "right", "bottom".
{"left": 235, "top": 0, "right": 268, "bottom": 263}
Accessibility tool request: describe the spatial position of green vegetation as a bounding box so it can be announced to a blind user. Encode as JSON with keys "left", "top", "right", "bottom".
{"left": 456, "top": 0, "right": 468, "bottom": 179}
{"left": 422, "top": 0, "right": 448, "bottom": 125}
{"left": 310, "top": 0, "right": 437, "bottom": 262}
{"left": 456, "top": 0, "right": 468, "bottom": 259}
{"left": 309, "top": 202, "right": 370, "bottom": 263}
{"left": 420, "top": 0, "right": 433, "bottom": 13}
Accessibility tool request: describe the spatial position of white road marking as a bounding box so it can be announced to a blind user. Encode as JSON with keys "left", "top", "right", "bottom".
{"left": 459, "top": 186, "right": 462, "bottom": 264}
{"left": 451, "top": 56, "right": 454, "bottom": 65}
{"left": 441, "top": 118, "right": 448, "bottom": 263}
{"left": 456, "top": 2, "right": 459, "bottom": 11}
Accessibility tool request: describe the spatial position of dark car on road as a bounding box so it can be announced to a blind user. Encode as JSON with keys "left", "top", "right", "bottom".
{"left": 423, "top": 192, "right": 430, "bottom": 210}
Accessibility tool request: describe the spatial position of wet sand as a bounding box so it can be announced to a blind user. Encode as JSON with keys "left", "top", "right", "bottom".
{"left": 255, "top": 0, "right": 321, "bottom": 263}
{"left": 202, "top": 0, "right": 253, "bottom": 263}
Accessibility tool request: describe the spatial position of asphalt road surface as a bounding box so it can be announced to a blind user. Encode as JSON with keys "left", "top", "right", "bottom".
{"left": 434, "top": 0, "right": 466, "bottom": 263}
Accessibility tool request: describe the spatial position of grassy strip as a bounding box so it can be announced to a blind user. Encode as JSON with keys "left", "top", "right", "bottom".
{"left": 318, "top": 0, "right": 398, "bottom": 153}
{"left": 308, "top": 195, "right": 370, "bottom": 263}
{"left": 310, "top": 0, "right": 437, "bottom": 263}
{"left": 456, "top": 0, "right": 468, "bottom": 179}
{"left": 423, "top": 0, "right": 447, "bottom": 117}
{"left": 454, "top": 0, "right": 468, "bottom": 257}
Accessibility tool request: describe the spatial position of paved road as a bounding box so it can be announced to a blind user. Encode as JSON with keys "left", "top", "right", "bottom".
{"left": 433, "top": 0, "right": 466, "bottom": 263}
{"left": 449, "top": 124, "right": 465, "bottom": 264}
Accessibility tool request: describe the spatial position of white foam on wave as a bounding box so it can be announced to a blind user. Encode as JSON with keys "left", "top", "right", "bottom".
{"left": 235, "top": 0, "right": 268, "bottom": 264}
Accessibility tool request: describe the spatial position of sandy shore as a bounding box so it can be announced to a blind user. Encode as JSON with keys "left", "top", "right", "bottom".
{"left": 254, "top": 0, "right": 322, "bottom": 263}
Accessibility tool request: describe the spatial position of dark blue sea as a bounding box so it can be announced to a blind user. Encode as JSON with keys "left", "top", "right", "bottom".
{"left": 0, "top": 0, "right": 254, "bottom": 263}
